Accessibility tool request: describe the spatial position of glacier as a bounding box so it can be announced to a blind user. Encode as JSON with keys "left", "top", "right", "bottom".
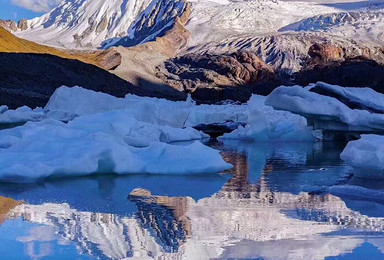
{"left": 43, "top": 86, "right": 313, "bottom": 142}
{"left": 7, "top": 82, "right": 384, "bottom": 182}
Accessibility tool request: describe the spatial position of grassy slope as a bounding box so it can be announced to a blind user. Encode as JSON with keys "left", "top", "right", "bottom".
{"left": 0, "top": 27, "right": 110, "bottom": 68}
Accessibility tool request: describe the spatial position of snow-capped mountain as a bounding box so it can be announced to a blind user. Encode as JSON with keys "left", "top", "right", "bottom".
{"left": 14, "top": 0, "right": 187, "bottom": 49}
{"left": 5, "top": 0, "right": 384, "bottom": 103}
{"left": 12, "top": 0, "right": 384, "bottom": 53}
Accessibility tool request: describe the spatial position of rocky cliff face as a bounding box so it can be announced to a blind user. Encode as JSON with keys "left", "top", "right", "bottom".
{"left": 7, "top": 0, "right": 189, "bottom": 49}
{"left": 103, "top": 0, "right": 188, "bottom": 48}
{"left": 3, "top": 0, "right": 384, "bottom": 103}
{"left": 156, "top": 39, "right": 384, "bottom": 103}
{"left": 0, "top": 20, "right": 19, "bottom": 32}
{"left": 293, "top": 42, "right": 384, "bottom": 91}
{"left": 157, "top": 51, "right": 280, "bottom": 102}
{"left": 0, "top": 18, "right": 30, "bottom": 32}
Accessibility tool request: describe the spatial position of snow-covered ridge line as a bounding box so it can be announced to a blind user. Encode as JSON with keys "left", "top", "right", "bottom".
{"left": 280, "top": 10, "right": 384, "bottom": 33}
{"left": 12, "top": 0, "right": 384, "bottom": 51}
{"left": 15, "top": 0, "right": 188, "bottom": 49}
{"left": 103, "top": 0, "right": 187, "bottom": 48}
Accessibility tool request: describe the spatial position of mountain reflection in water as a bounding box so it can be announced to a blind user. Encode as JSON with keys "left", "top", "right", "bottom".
{"left": 1, "top": 141, "right": 384, "bottom": 259}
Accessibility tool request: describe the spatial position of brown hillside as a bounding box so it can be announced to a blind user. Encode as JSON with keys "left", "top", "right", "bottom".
{"left": 0, "top": 27, "right": 121, "bottom": 70}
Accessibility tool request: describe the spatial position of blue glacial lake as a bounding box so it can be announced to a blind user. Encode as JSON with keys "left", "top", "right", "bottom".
{"left": 0, "top": 140, "right": 384, "bottom": 259}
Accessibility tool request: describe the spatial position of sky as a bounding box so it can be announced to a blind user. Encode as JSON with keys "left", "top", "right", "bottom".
{"left": 0, "top": 0, "right": 60, "bottom": 20}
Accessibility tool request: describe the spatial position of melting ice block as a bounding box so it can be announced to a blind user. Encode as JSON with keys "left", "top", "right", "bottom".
{"left": 341, "top": 135, "right": 384, "bottom": 179}
{"left": 265, "top": 83, "right": 384, "bottom": 132}
{"left": 221, "top": 95, "right": 314, "bottom": 141}
{"left": 45, "top": 86, "right": 248, "bottom": 127}
{"left": 0, "top": 110, "right": 231, "bottom": 183}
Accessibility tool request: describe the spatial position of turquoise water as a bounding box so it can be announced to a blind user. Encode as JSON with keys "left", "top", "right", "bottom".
{"left": 0, "top": 140, "right": 384, "bottom": 259}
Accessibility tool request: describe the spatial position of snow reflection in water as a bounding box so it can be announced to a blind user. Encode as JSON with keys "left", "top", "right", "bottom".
{"left": 1, "top": 141, "right": 384, "bottom": 259}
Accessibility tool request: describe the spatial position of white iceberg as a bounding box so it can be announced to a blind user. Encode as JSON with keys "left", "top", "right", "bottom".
{"left": 221, "top": 95, "right": 314, "bottom": 141}
{"left": 340, "top": 134, "right": 384, "bottom": 179}
{"left": 265, "top": 83, "right": 384, "bottom": 132}
{"left": 310, "top": 82, "right": 384, "bottom": 113}
{"left": 0, "top": 86, "right": 248, "bottom": 128}
{"left": 66, "top": 109, "right": 209, "bottom": 147}
{"left": 0, "top": 109, "right": 231, "bottom": 183}
{"left": 0, "top": 106, "right": 46, "bottom": 125}
{"left": 45, "top": 86, "right": 248, "bottom": 128}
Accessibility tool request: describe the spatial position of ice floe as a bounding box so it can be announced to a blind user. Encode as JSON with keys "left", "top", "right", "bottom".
{"left": 310, "top": 82, "right": 384, "bottom": 113}
{"left": 341, "top": 134, "right": 384, "bottom": 179}
{"left": 0, "top": 106, "right": 46, "bottom": 125}
{"left": 45, "top": 86, "right": 248, "bottom": 128}
{"left": 221, "top": 95, "right": 314, "bottom": 141}
{"left": 265, "top": 82, "right": 384, "bottom": 132}
{"left": 0, "top": 86, "right": 247, "bottom": 128}
{"left": 0, "top": 112, "right": 231, "bottom": 182}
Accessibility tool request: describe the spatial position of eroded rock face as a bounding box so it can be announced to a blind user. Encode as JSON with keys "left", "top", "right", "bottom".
{"left": 158, "top": 51, "right": 280, "bottom": 102}
{"left": 289, "top": 43, "right": 384, "bottom": 90}
{"left": 108, "top": 0, "right": 187, "bottom": 48}
{"left": 308, "top": 43, "right": 345, "bottom": 63}
{"left": 96, "top": 16, "right": 108, "bottom": 33}
{"left": 155, "top": 40, "right": 384, "bottom": 102}
{"left": 17, "top": 19, "right": 28, "bottom": 31}
{"left": 0, "top": 20, "right": 18, "bottom": 32}
{"left": 296, "top": 58, "right": 384, "bottom": 92}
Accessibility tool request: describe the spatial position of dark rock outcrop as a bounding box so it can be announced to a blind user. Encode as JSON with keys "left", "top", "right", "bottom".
{"left": 158, "top": 41, "right": 384, "bottom": 103}
{"left": 158, "top": 51, "right": 280, "bottom": 103}
{"left": 295, "top": 58, "right": 384, "bottom": 93}
{"left": 308, "top": 43, "right": 345, "bottom": 63}
{"left": 293, "top": 42, "right": 384, "bottom": 91}
{"left": 17, "top": 19, "right": 28, "bottom": 31}
{"left": 0, "top": 53, "right": 184, "bottom": 109}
